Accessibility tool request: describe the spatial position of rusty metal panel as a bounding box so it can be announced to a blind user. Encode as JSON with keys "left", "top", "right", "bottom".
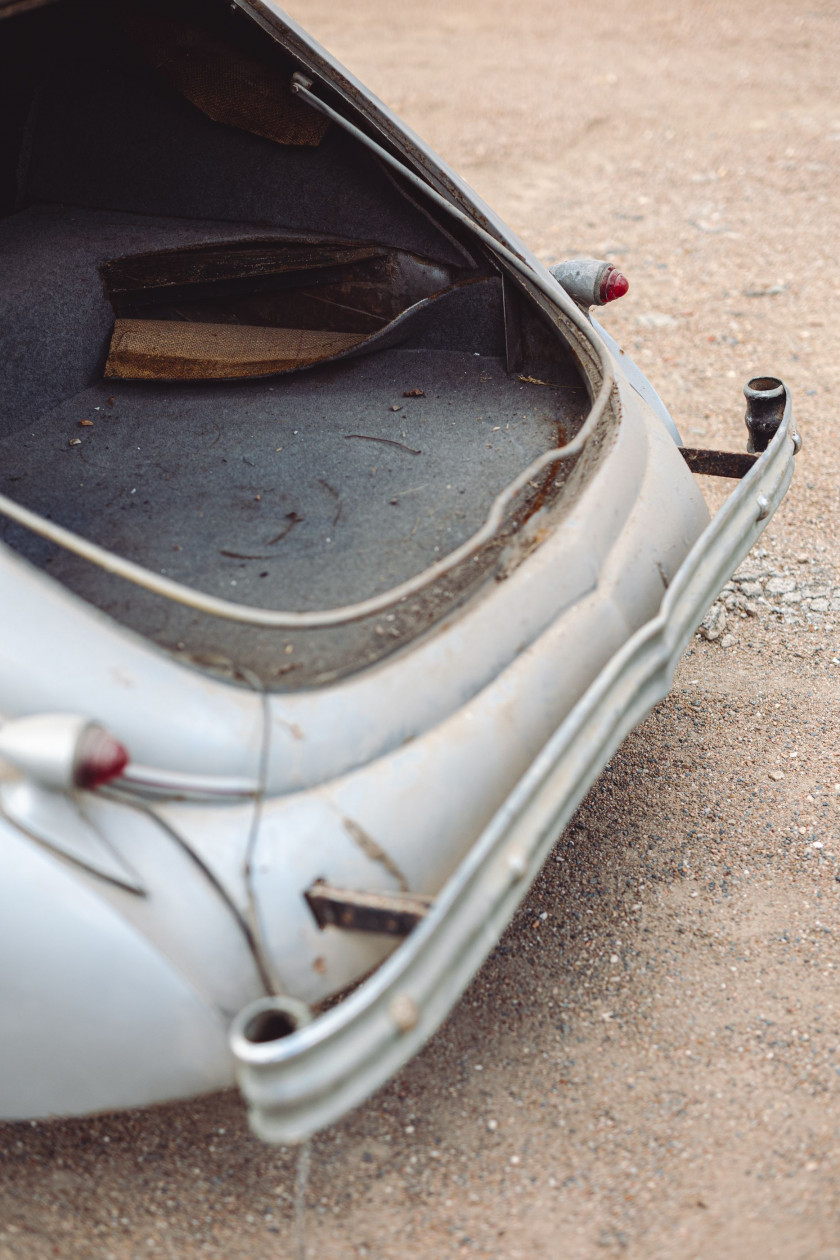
{"left": 305, "top": 882, "right": 432, "bottom": 936}
{"left": 680, "top": 448, "right": 758, "bottom": 478}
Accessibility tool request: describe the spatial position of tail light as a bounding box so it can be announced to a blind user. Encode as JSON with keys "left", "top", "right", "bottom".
{"left": 599, "top": 266, "right": 629, "bottom": 304}
{"left": 549, "top": 257, "right": 630, "bottom": 308}
{"left": 0, "top": 714, "right": 129, "bottom": 791}
{"left": 73, "top": 725, "right": 130, "bottom": 789}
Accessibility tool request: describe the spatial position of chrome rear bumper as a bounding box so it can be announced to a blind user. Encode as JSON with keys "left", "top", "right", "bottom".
{"left": 231, "top": 385, "right": 798, "bottom": 1144}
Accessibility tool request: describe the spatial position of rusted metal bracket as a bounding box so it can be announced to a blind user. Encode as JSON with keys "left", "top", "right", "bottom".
{"left": 680, "top": 448, "right": 758, "bottom": 479}
{"left": 681, "top": 378, "right": 797, "bottom": 478}
{"left": 305, "top": 881, "right": 433, "bottom": 936}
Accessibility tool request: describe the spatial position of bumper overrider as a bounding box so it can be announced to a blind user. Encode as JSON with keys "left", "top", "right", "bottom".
{"left": 231, "top": 384, "right": 798, "bottom": 1144}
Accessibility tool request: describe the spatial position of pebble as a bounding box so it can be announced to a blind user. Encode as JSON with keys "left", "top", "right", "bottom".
{"left": 699, "top": 601, "right": 727, "bottom": 641}
{"left": 766, "top": 576, "right": 797, "bottom": 595}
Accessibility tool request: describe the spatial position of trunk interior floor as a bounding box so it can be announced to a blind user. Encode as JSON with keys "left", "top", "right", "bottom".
{"left": 0, "top": 350, "right": 585, "bottom": 688}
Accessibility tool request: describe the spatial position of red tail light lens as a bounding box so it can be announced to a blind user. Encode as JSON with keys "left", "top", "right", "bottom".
{"left": 74, "top": 725, "right": 130, "bottom": 789}
{"left": 599, "top": 267, "right": 629, "bottom": 304}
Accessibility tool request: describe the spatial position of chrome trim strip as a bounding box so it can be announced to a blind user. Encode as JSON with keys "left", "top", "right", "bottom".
{"left": 115, "top": 766, "right": 259, "bottom": 801}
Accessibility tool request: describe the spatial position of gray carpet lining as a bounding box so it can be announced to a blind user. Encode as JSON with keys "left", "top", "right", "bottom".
{"left": 0, "top": 347, "right": 587, "bottom": 686}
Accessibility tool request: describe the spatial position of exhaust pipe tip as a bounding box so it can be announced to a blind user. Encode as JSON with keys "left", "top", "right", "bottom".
{"left": 744, "top": 376, "right": 786, "bottom": 453}
{"left": 232, "top": 995, "right": 313, "bottom": 1055}
{"left": 230, "top": 996, "right": 315, "bottom": 1145}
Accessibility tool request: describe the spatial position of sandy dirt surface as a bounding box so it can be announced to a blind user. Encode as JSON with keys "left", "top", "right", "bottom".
{"left": 3, "top": 1, "right": 840, "bottom": 1257}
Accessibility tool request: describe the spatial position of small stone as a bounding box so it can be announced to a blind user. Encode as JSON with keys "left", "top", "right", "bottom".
{"left": 487, "top": 1118, "right": 498, "bottom": 1132}
{"left": 720, "top": 634, "right": 736, "bottom": 648}
{"left": 699, "top": 600, "right": 727, "bottom": 641}
{"left": 390, "top": 405, "right": 402, "bottom": 412}
{"left": 797, "top": 554, "right": 810, "bottom": 564}
{"left": 69, "top": 437, "right": 82, "bottom": 446}
{"left": 768, "top": 770, "right": 785, "bottom": 781}
{"left": 767, "top": 576, "right": 796, "bottom": 595}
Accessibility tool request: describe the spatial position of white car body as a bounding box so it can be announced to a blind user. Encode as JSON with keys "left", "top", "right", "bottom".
{"left": 0, "top": 0, "right": 797, "bottom": 1139}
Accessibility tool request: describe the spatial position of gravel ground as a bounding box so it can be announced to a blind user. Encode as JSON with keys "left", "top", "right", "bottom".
{"left": 3, "top": 1, "right": 840, "bottom": 1257}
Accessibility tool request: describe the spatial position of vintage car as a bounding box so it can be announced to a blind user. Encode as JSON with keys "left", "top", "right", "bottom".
{"left": 0, "top": 0, "right": 797, "bottom": 1142}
